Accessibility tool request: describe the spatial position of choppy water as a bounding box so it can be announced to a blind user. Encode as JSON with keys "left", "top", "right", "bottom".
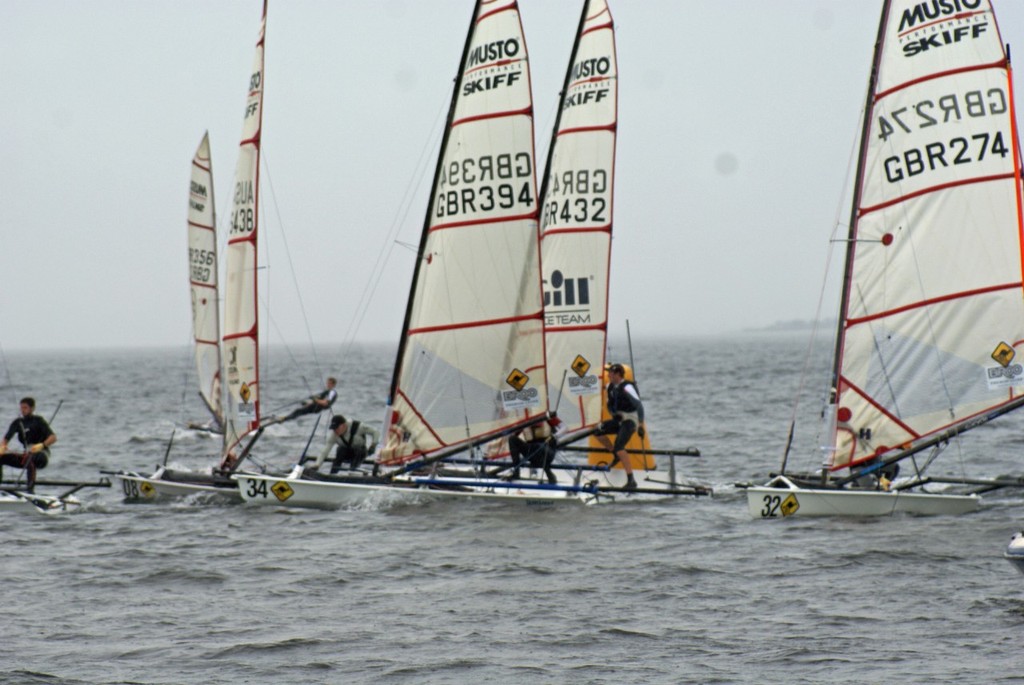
{"left": 2, "top": 335, "right": 1023, "bottom": 684}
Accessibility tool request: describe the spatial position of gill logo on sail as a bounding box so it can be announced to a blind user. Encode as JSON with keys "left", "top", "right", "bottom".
{"left": 986, "top": 342, "right": 1024, "bottom": 389}
{"left": 501, "top": 369, "right": 540, "bottom": 410}
{"left": 544, "top": 271, "right": 593, "bottom": 326}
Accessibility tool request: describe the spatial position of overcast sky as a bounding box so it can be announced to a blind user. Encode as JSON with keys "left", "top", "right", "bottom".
{"left": 4, "top": 0, "right": 1024, "bottom": 355}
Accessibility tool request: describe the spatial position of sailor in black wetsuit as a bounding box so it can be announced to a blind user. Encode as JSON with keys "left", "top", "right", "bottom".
{"left": 507, "top": 416, "right": 562, "bottom": 484}
{"left": 278, "top": 377, "right": 338, "bottom": 423}
{"left": 0, "top": 397, "right": 56, "bottom": 492}
{"left": 595, "top": 364, "right": 643, "bottom": 490}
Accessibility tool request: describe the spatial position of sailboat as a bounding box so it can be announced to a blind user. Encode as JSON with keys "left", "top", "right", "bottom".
{"left": 1006, "top": 531, "right": 1024, "bottom": 574}
{"left": 186, "top": 131, "right": 225, "bottom": 434}
{"left": 746, "top": 0, "right": 1024, "bottom": 518}
{"left": 235, "top": 0, "right": 708, "bottom": 509}
{"left": 235, "top": 0, "right": 592, "bottom": 509}
{"left": 115, "top": 1, "right": 269, "bottom": 502}
{"left": 535, "top": 0, "right": 706, "bottom": 497}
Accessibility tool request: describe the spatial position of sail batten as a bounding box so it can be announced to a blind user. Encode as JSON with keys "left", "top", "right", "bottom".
{"left": 828, "top": 0, "right": 1024, "bottom": 471}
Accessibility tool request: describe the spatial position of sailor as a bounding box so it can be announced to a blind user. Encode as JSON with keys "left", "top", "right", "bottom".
{"left": 507, "top": 416, "right": 563, "bottom": 484}
{"left": 594, "top": 363, "right": 644, "bottom": 491}
{"left": 278, "top": 377, "right": 338, "bottom": 423}
{"left": 309, "top": 415, "right": 380, "bottom": 474}
{"left": 0, "top": 397, "right": 57, "bottom": 492}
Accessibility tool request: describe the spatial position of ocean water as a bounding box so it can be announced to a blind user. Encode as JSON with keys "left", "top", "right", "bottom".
{"left": 1, "top": 335, "right": 1023, "bottom": 684}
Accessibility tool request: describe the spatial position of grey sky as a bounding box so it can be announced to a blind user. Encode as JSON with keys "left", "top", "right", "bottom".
{"left": 3, "top": 1, "right": 1024, "bottom": 353}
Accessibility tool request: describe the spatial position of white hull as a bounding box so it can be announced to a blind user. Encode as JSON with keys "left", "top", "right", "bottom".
{"left": 233, "top": 469, "right": 429, "bottom": 510}
{"left": 115, "top": 468, "right": 240, "bottom": 503}
{"left": 1005, "top": 532, "right": 1024, "bottom": 575}
{"left": 233, "top": 462, "right": 709, "bottom": 510}
{"left": 407, "top": 475, "right": 591, "bottom": 506}
{"left": 746, "top": 476, "right": 981, "bottom": 519}
{"left": 0, "top": 491, "right": 80, "bottom": 514}
{"left": 234, "top": 465, "right": 593, "bottom": 510}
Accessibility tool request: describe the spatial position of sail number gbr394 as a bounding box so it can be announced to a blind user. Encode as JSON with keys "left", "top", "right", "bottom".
{"left": 435, "top": 152, "right": 532, "bottom": 219}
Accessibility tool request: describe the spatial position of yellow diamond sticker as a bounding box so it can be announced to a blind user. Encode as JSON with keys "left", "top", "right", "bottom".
{"left": 271, "top": 481, "right": 294, "bottom": 502}
{"left": 571, "top": 355, "right": 591, "bottom": 377}
{"left": 506, "top": 369, "right": 528, "bottom": 391}
{"left": 240, "top": 382, "right": 251, "bottom": 402}
{"left": 140, "top": 481, "right": 155, "bottom": 498}
{"left": 780, "top": 494, "right": 800, "bottom": 516}
{"left": 992, "top": 342, "right": 1015, "bottom": 368}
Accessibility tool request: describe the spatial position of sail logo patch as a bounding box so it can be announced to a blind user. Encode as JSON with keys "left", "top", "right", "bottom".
{"left": 901, "top": 15, "right": 987, "bottom": 57}
{"left": 501, "top": 369, "right": 541, "bottom": 410}
{"left": 986, "top": 342, "right": 1024, "bottom": 389}
{"left": 780, "top": 494, "right": 800, "bottom": 516}
{"left": 506, "top": 369, "right": 529, "bottom": 391}
{"left": 568, "top": 354, "right": 600, "bottom": 396}
{"left": 544, "top": 270, "right": 593, "bottom": 326}
{"left": 571, "top": 355, "right": 591, "bottom": 377}
{"left": 992, "top": 342, "right": 1015, "bottom": 367}
{"left": 270, "top": 481, "right": 294, "bottom": 502}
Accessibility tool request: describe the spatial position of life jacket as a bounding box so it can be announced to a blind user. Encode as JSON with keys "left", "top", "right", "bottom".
{"left": 339, "top": 420, "right": 364, "bottom": 453}
{"left": 607, "top": 381, "right": 643, "bottom": 422}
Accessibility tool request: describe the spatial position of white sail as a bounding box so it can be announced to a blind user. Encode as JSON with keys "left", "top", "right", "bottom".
{"left": 380, "top": 0, "right": 545, "bottom": 465}
{"left": 539, "top": 0, "right": 616, "bottom": 431}
{"left": 187, "top": 132, "right": 222, "bottom": 428}
{"left": 223, "top": 1, "right": 266, "bottom": 453}
{"left": 829, "top": 0, "right": 1024, "bottom": 471}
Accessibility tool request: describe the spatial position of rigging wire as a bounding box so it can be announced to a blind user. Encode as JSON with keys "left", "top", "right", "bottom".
{"left": 783, "top": 102, "right": 864, "bottom": 474}
{"left": 260, "top": 149, "right": 323, "bottom": 387}
{"left": 337, "top": 91, "right": 450, "bottom": 360}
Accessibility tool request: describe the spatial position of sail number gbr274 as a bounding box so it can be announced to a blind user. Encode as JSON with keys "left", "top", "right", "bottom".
{"left": 436, "top": 152, "right": 533, "bottom": 219}
{"left": 877, "top": 87, "right": 1010, "bottom": 184}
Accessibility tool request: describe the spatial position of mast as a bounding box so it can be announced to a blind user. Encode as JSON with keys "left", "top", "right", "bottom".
{"left": 223, "top": 0, "right": 267, "bottom": 457}
{"left": 828, "top": 1, "right": 892, "bottom": 408}
{"left": 385, "top": 3, "right": 480, "bottom": 407}
{"left": 538, "top": 0, "right": 617, "bottom": 433}
{"left": 826, "top": 0, "right": 1024, "bottom": 474}
{"left": 379, "top": 0, "right": 545, "bottom": 466}
{"left": 187, "top": 131, "right": 223, "bottom": 430}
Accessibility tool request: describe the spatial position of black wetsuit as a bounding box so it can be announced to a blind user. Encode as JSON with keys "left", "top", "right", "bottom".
{"left": 1, "top": 414, "right": 54, "bottom": 490}
{"left": 598, "top": 381, "right": 644, "bottom": 451}
{"left": 282, "top": 387, "right": 337, "bottom": 422}
{"left": 508, "top": 435, "right": 557, "bottom": 484}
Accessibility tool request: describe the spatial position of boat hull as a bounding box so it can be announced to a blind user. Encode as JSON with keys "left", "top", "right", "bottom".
{"left": 233, "top": 471, "right": 429, "bottom": 510}
{"left": 746, "top": 477, "right": 981, "bottom": 518}
{"left": 114, "top": 470, "right": 240, "bottom": 503}
{"left": 234, "top": 467, "right": 601, "bottom": 510}
{"left": 0, "top": 491, "right": 80, "bottom": 514}
{"left": 1005, "top": 532, "right": 1024, "bottom": 575}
